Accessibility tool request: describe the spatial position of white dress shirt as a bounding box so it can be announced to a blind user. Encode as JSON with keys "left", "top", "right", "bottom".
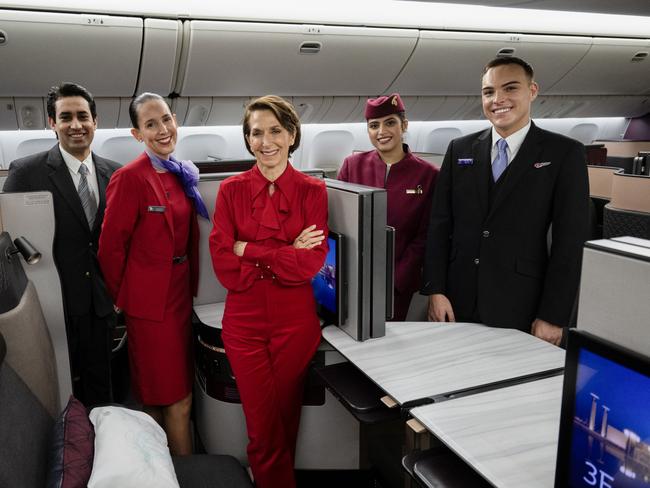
{"left": 490, "top": 120, "right": 532, "bottom": 167}
{"left": 59, "top": 145, "right": 100, "bottom": 203}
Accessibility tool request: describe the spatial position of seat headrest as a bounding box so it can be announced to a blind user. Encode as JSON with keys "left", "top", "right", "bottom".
{"left": 0, "top": 331, "right": 6, "bottom": 366}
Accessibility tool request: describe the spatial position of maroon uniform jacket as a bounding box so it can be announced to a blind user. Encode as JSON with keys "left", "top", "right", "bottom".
{"left": 339, "top": 145, "right": 438, "bottom": 305}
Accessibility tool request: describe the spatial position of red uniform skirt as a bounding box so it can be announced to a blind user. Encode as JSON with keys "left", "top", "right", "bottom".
{"left": 125, "top": 260, "right": 192, "bottom": 405}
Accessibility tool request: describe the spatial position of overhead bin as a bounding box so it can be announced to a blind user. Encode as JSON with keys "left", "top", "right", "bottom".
{"left": 0, "top": 9, "right": 142, "bottom": 97}
{"left": 177, "top": 21, "right": 418, "bottom": 97}
{"left": 137, "top": 19, "right": 182, "bottom": 95}
{"left": 388, "top": 31, "right": 591, "bottom": 96}
{"left": 547, "top": 38, "right": 650, "bottom": 95}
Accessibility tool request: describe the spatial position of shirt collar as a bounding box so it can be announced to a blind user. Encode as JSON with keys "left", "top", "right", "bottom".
{"left": 59, "top": 144, "right": 94, "bottom": 175}
{"left": 491, "top": 121, "right": 531, "bottom": 156}
{"left": 250, "top": 162, "right": 296, "bottom": 202}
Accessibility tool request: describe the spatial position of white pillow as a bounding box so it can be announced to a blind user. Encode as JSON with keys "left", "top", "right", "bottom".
{"left": 87, "top": 406, "right": 180, "bottom": 488}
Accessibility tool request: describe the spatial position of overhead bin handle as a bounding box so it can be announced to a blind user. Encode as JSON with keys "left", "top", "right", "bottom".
{"left": 496, "top": 47, "right": 515, "bottom": 57}
{"left": 631, "top": 51, "right": 648, "bottom": 63}
{"left": 299, "top": 41, "right": 322, "bottom": 55}
{"left": 0, "top": 30, "right": 6, "bottom": 45}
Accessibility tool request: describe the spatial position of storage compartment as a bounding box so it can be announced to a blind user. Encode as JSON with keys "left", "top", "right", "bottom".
{"left": 549, "top": 38, "right": 650, "bottom": 95}
{"left": 389, "top": 30, "right": 591, "bottom": 96}
{"left": 137, "top": 19, "right": 182, "bottom": 95}
{"left": 0, "top": 10, "right": 142, "bottom": 97}
{"left": 178, "top": 21, "right": 418, "bottom": 97}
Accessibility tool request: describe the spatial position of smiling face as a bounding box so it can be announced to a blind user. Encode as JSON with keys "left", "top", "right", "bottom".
{"left": 482, "top": 63, "right": 538, "bottom": 138}
{"left": 246, "top": 109, "right": 295, "bottom": 178}
{"left": 49, "top": 96, "right": 97, "bottom": 160}
{"left": 131, "top": 98, "right": 177, "bottom": 159}
{"left": 367, "top": 114, "right": 407, "bottom": 157}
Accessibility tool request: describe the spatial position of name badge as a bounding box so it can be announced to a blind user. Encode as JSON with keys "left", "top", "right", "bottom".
{"left": 406, "top": 185, "right": 423, "bottom": 195}
{"left": 147, "top": 205, "right": 166, "bottom": 213}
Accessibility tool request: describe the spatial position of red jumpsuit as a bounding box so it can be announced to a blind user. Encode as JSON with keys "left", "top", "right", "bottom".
{"left": 209, "top": 163, "right": 328, "bottom": 488}
{"left": 339, "top": 144, "right": 438, "bottom": 320}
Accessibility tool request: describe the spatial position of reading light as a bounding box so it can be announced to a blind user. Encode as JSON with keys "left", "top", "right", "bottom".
{"left": 5, "top": 236, "right": 41, "bottom": 265}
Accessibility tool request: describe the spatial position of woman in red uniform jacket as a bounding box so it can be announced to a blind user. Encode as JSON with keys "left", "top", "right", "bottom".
{"left": 209, "top": 95, "right": 328, "bottom": 488}
{"left": 98, "top": 93, "right": 208, "bottom": 455}
{"left": 339, "top": 93, "right": 438, "bottom": 320}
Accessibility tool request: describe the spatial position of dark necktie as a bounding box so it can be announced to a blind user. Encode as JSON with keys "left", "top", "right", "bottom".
{"left": 492, "top": 138, "right": 509, "bottom": 182}
{"left": 78, "top": 163, "right": 97, "bottom": 229}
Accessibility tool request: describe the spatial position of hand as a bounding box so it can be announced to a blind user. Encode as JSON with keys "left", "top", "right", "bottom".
{"left": 293, "top": 225, "right": 325, "bottom": 249}
{"left": 428, "top": 294, "right": 456, "bottom": 322}
{"left": 233, "top": 240, "right": 247, "bottom": 257}
{"left": 531, "top": 318, "right": 563, "bottom": 346}
{"left": 113, "top": 305, "right": 122, "bottom": 314}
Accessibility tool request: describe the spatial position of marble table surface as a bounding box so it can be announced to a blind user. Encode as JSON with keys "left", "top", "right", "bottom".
{"left": 321, "top": 322, "right": 565, "bottom": 405}
{"left": 410, "top": 375, "right": 563, "bottom": 488}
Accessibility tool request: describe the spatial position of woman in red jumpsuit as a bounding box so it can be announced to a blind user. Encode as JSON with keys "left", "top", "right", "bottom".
{"left": 209, "top": 95, "right": 328, "bottom": 488}
{"left": 98, "top": 93, "right": 208, "bottom": 455}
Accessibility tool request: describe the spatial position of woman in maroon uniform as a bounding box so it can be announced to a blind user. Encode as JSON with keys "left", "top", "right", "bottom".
{"left": 339, "top": 93, "right": 438, "bottom": 320}
{"left": 209, "top": 95, "right": 327, "bottom": 488}
{"left": 99, "top": 93, "right": 207, "bottom": 455}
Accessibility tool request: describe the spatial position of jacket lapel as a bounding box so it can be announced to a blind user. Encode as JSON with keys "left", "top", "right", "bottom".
{"left": 472, "top": 128, "right": 492, "bottom": 221}
{"left": 93, "top": 154, "right": 111, "bottom": 232}
{"left": 487, "top": 123, "right": 543, "bottom": 219}
{"left": 46, "top": 146, "right": 89, "bottom": 230}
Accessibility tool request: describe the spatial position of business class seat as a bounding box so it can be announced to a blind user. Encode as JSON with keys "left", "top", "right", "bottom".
{"left": 0, "top": 230, "right": 253, "bottom": 488}
{"left": 602, "top": 172, "right": 650, "bottom": 239}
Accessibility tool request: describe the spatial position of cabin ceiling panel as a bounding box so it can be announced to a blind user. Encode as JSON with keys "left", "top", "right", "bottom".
{"left": 94, "top": 98, "right": 120, "bottom": 128}
{"left": 0, "top": 10, "right": 142, "bottom": 97}
{"left": 205, "top": 97, "right": 250, "bottom": 125}
{"left": 14, "top": 97, "right": 46, "bottom": 129}
{"left": 178, "top": 21, "right": 418, "bottom": 97}
{"left": 547, "top": 38, "right": 650, "bottom": 95}
{"left": 388, "top": 31, "right": 592, "bottom": 96}
{"left": 0, "top": 98, "right": 18, "bottom": 130}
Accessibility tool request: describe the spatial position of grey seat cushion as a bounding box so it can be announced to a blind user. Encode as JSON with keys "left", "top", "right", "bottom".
{"left": 172, "top": 454, "right": 253, "bottom": 488}
{"left": 0, "top": 333, "right": 54, "bottom": 488}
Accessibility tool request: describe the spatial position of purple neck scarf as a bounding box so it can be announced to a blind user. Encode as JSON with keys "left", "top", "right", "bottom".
{"left": 146, "top": 150, "right": 209, "bottom": 219}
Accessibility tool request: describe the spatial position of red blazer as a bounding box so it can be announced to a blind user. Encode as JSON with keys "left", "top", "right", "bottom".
{"left": 98, "top": 152, "right": 199, "bottom": 321}
{"left": 209, "top": 163, "right": 328, "bottom": 293}
{"left": 339, "top": 145, "right": 438, "bottom": 295}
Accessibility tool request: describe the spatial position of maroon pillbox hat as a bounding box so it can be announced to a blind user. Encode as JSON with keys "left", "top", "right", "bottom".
{"left": 364, "top": 93, "right": 405, "bottom": 120}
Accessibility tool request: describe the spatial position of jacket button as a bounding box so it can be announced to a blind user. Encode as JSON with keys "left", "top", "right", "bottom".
{"left": 482, "top": 230, "right": 490, "bottom": 238}
{"left": 474, "top": 258, "right": 480, "bottom": 265}
{"left": 85, "top": 271, "right": 91, "bottom": 277}
{"left": 88, "top": 242, "right": 93, "bottom": 247}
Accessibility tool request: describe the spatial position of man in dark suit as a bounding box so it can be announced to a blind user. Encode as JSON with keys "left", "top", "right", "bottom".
{"left": 3, "top": 82, "right": 121, "bottom": 405}
{"left": 422, "top": 57, "right": 589, "bottom": 345}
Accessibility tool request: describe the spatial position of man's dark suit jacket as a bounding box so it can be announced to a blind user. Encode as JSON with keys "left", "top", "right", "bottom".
{"left": 3, "top": 145, "right": 121, "bottom": 319}
{"left": 422, "top": 122, "right": 590, "bottom": 332}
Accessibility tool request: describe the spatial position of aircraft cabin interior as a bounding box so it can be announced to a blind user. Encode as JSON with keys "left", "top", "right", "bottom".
{"left": 1, "top": 1, "right": 650, "bottom": 487}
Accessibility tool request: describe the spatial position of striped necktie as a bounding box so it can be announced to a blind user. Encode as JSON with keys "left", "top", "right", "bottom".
{"left": 78, "top": 163, "right": 97, "bottom": 229}
{"left": 492, "top": 138, "right": 509, "bottom": 182}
